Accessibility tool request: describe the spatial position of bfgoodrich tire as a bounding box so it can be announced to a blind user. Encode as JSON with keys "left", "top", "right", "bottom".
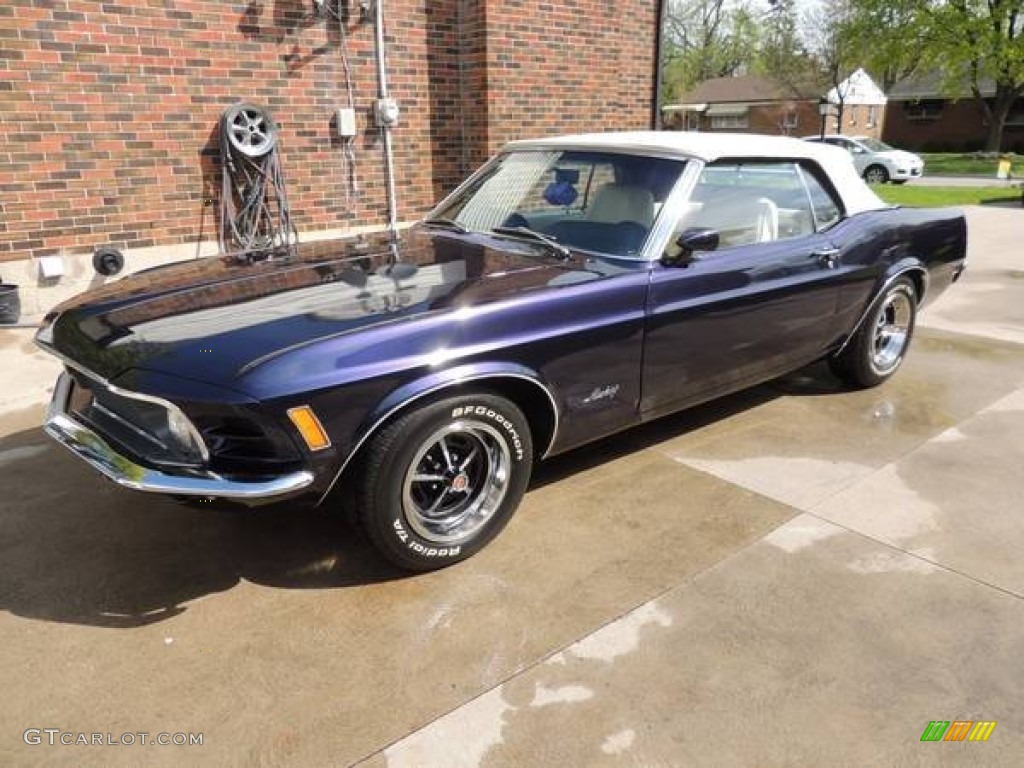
{"left": 354, "top": 393, "right": 533, "bottom": 571}
{"left": 830, "top": 277, "right": 917, "bottom": 389}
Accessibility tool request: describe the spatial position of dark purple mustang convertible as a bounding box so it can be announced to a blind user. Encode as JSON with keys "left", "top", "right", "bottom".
{"left": 37, "top": 133, "right": 967, "bottom": 570}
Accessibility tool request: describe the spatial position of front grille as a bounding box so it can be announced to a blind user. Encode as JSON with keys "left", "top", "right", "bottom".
{"left": 202, "top": 418, "right": 279, "bottom": 461}
{"left": 196, "top": 415, "right": 300, "bottom": 475}
{"left": 66, "top": 370, "right": 205, "bottom": 467}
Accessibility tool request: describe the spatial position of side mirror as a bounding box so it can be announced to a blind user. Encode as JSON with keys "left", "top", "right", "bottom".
{"left": 663, "top": 227, "right": 719, "bottom": 266}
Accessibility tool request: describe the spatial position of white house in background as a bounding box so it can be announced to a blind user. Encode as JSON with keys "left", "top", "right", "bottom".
{"left": 825, "top": 68, "right": 888, "bottom": 139}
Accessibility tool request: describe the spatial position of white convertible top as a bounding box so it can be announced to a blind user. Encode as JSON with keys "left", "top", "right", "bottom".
{"left": 506, "top": 131, "right": 888, "bottom": 216}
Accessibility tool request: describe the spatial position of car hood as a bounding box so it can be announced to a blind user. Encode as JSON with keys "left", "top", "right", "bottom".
{"left": 878, "top": 150, "right": 922, "bottom": 166}
{"left": 39, "top": 228, "right": 614, "bottom": 390}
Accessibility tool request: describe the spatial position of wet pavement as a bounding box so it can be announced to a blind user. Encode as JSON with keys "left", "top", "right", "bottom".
{"left": 2, "top": 207, "right": 1022, "bottom": 766}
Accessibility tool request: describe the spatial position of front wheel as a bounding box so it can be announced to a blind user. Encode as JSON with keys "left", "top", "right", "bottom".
{"left": 863, "top": 165, "right": 890, "bottom": 184}
{"left": 353, "top": 393, "right": 533, "bottom": 571}
{"left": 829, "top": 277, "right": 917, "bottom": 389}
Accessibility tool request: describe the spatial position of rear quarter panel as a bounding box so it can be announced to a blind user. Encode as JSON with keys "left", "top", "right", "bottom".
{"left": 829, "top": 206, "right": 967, "bottom": 344}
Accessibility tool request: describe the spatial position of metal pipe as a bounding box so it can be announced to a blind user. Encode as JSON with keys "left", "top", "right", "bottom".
{"left": 653, "top": 0, "right": 667, "bottom": 130}
{"left": 373, "top": 0, "right": 400, "bottom": 259}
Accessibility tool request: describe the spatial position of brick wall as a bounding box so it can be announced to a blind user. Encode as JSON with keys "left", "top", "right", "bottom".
{"left": 0, "top": 0, "right": 657, "bottom": 267}
{"left": 883, "top": 98, "right": 1024, "bottom": 153}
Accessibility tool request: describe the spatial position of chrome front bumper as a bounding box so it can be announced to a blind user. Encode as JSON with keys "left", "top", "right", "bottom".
{"left": 44, "top": 374, "right": 314, "bottom": 501}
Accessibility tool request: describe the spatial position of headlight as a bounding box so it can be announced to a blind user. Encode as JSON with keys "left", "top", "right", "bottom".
{"left": 167, "top": 407, "right": 198, "bottom": 448}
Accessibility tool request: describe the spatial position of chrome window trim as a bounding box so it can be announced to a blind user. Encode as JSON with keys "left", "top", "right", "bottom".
{"left": 316, "top": 372, "right": 560, "bottom": 507}
{"left": 37, "top": 345, "right": 210, "bottom": 464}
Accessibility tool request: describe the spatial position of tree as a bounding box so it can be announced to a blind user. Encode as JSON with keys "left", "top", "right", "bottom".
{"left": 754, "top": 0, "right": 815, "bottom": 96}
{"left": 840, "top": 0, "right": 925, "bottom": 92}
{"left": 925, "top": 0, "right": 1024, "bottom": 152}
{"left": 660, "top": 0, "right": 760, "bottom": 101}
{"left": 802, "top": 0, "right": 859, "bottom": 132}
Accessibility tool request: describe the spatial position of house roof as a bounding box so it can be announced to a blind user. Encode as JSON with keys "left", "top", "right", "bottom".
{"left": 504, "top": 131, "right": 887, "bottom": 215}
{"left": 888, "top": 71, "right": 997, "bottom": 100}
{"left": 676, "top": 75, "right": 823, "bottom": 105}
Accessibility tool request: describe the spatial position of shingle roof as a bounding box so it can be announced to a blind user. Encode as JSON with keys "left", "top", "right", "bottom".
{"left": 677, "top": 75, "right": 823, "bottom": 104}
{"left": 888, "top": 71, "right": 996, "bottom": 100}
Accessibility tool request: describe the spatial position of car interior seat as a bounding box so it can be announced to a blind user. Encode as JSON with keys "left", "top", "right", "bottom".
{"left": 586, "top": 184, "right": 656, "bottom": 227}
{"left": 754, "top": 197, "right": 779, "bottom": 243}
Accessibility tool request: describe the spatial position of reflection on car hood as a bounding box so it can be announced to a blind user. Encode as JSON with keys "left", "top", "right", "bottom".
{"left": 40, "top": 228, "right": 621, "bottom": 388}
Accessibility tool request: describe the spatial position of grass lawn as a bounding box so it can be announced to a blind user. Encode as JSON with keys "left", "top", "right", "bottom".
{"left": 873, "top": 184, "right": 1022, "bottom": 208}
{"left": 920, "top": 152, "right": 1020, "bottom": 176}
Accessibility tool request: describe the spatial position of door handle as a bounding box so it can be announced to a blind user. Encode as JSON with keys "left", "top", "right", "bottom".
{"left": 812, "top": 248, "right": 840, "bottom": 269}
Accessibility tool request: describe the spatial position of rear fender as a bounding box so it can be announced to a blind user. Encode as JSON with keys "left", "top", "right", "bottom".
{"left": 835, "top": 259, "right": 927, "bottom": 356}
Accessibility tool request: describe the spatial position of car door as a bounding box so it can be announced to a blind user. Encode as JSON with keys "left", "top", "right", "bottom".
{"left": 641, "top": 160, "right": 846, "bottom": 416}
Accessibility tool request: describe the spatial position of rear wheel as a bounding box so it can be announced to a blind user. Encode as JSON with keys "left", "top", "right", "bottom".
{"left": 863, "top": 165, "right": 890, "bottom": 184}
{"left": 830, "top": 277, "right": 917, "bottom": 388}
{"left": 353, "top": 393, "right": 533, "bottom": 571}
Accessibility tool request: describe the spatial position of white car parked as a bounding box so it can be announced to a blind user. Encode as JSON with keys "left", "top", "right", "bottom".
{"left": 804, "top": 135, "right": 924, "bottom": 184}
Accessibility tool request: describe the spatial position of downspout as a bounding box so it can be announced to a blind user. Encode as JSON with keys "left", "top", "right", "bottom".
{"left": 373, "top": 0, "right": 401, "bottom": 260}
{"left": 653, "top": 0, "right": 667, "bottom": 130}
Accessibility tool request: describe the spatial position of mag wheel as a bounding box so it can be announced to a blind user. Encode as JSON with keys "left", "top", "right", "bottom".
{"left": 830, "top": 277, "right": 917, "bottom": 389}
{"left": 354, "top": 393, "right": 533, "bottom": 571}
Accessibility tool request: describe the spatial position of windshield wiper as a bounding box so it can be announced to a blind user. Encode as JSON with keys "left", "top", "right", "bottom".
{"left": 490, "top": 226, "right": 572, "bottom": 261}
{"left": 421, "top": 217, "right": 468, "bottom": 234}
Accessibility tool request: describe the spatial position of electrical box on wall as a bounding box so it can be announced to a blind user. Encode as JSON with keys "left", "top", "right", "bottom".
{"left": 374, "top": 98, "right": 400, "bottom": 128}
{"left": 336, "top": 108, "right": 357, "bottom": 138}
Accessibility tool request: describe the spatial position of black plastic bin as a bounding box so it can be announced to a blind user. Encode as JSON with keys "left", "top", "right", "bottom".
{"left": 0, "top": 283, "right": 21, "bottom": 325}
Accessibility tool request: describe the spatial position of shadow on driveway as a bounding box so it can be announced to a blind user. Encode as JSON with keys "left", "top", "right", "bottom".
{"left": 0, "top": 365, "right": 840, "bottom": 630}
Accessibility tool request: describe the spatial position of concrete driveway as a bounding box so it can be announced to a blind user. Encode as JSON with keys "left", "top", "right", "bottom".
{"left": 2, "top": 207, "right": 1022, "bottom": 767}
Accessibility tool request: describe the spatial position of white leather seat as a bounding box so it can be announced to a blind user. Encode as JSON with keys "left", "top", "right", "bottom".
{"left": 587, "top": 184, "right": 655, "bottom": 226}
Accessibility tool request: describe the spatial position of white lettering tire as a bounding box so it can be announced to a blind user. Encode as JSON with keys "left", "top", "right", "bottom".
{"left": 353, "top": 393, "right": 533, "bottom": 571}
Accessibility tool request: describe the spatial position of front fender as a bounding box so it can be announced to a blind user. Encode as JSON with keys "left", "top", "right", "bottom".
{"left": 314, "top": 361, "right": 560, "bottom": 506}
{"left": 365, "top": 361, "right": 556, "bottom": 428}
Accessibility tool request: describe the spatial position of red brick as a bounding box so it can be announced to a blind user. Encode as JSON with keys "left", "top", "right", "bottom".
{"left": 1, "top": 0, "right": 656, "bottom": 263}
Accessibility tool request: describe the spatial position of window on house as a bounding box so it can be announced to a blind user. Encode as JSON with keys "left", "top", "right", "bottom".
{"left": 783, "top": 111, "right": 799, "bottom": 129}
{"left": 904, "top": 100, "right": 944, "bottom": 121}
{"left": 867, "top": 105, "right": 877, "bottom": 127}
{"left": 710, "top": 114, "right": 749, "bottom": 130}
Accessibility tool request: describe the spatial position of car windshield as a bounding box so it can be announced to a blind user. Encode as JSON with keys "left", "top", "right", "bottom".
{"left": 858, "top": 137, "right": 894, "bottom": 152}
{"left": 431, "top": 150, "right": 687, "bottom": 258}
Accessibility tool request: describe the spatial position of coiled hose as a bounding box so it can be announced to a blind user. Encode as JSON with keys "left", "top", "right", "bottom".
{"left": 218, "top": 103, "right": 298, "bottom": 257}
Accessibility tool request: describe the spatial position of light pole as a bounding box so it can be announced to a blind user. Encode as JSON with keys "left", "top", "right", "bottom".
{"left": 818, "top": 98, "right": 830, "bottom": 139}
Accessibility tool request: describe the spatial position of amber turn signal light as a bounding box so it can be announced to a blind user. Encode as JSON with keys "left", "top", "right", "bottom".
{"left": 287, "top": 405, "right": 331, "bottom": 451}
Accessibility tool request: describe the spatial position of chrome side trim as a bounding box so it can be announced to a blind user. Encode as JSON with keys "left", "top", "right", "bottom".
{"left": 36, "top": 344, "right": 210, "bottom": 463}
{"left": 315, "top": 372, "right": 560, "bottom": 507}
{"left": 834, "top": 267, "right": 927, "bottom": 356}
{"left": 45, "top": 406, "right": 313, "bottom": 500}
